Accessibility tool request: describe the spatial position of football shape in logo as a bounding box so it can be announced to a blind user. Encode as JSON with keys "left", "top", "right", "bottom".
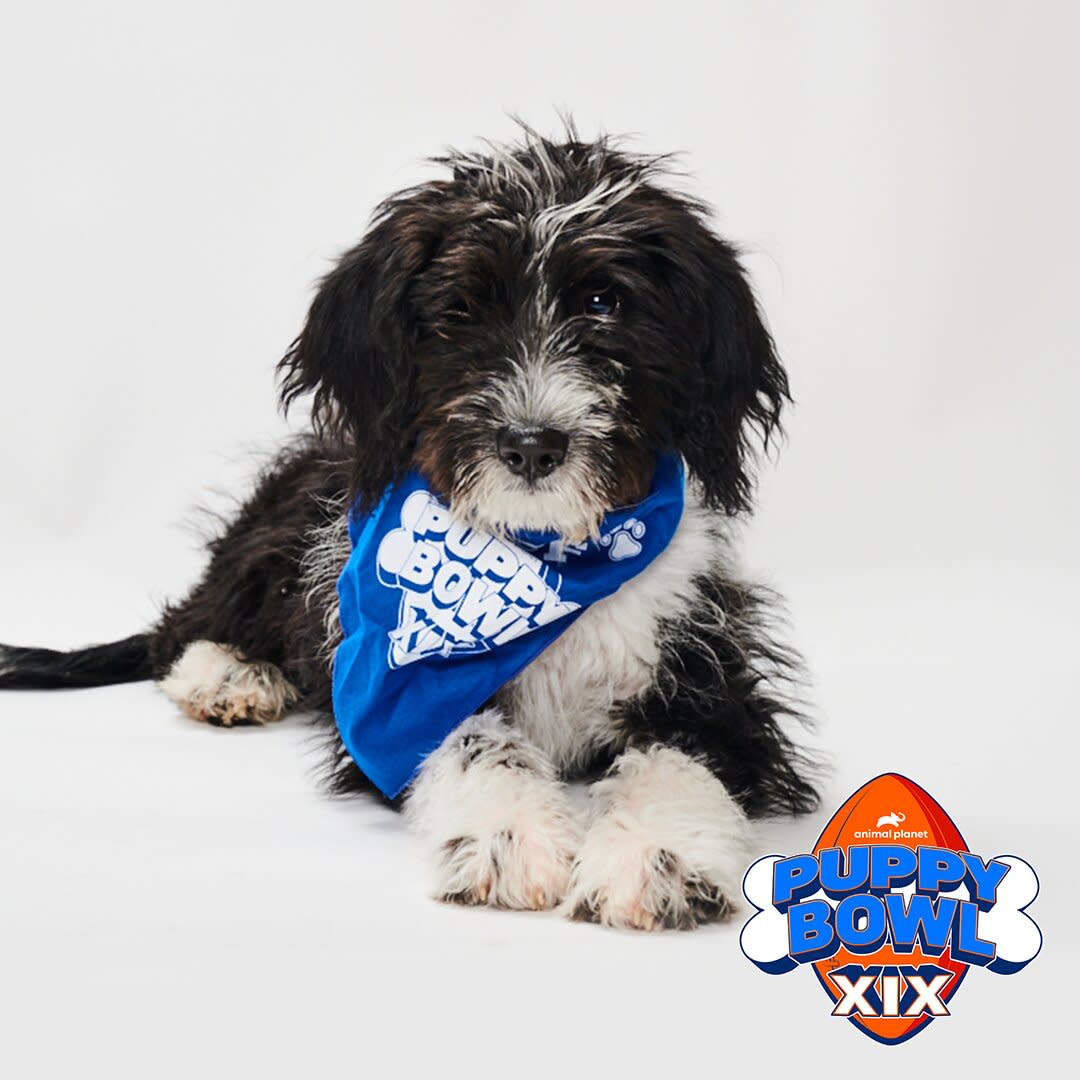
{"left": 811, "top": 774, "right": 968, "bottom": 1044}
{"left": 740, "top": 774, "right": 1041, "bottom": 1045}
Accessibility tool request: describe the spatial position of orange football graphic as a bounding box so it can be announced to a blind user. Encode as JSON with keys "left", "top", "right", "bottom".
{"left": 811, "top": 773, "right": 970, "bottom": 1044}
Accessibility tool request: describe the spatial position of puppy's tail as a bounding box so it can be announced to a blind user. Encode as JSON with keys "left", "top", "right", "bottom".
{"left": 0, "top": 634, "right": 153, "bottom": 689}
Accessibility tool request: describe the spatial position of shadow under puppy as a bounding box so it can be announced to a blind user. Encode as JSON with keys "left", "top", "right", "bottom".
{"left": 0, "top": 128, "right": 817, "bottom": 930}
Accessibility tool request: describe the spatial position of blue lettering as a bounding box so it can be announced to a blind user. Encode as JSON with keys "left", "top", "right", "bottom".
{"left": 961, "top": 853, "right": 1010, "bottom": 910}
{"left": 885, "top": 892, "right": 956, "bottom": 955}
{"left": 917, "top": 847, "right": 966, "bottom": 895}
{"left": 952, "top": 899, "right": 996, "bottom": 965}
{"left": 869, "top": 845, "right": 918, "bottom": 892}
{"left": 787, "top": 900, "right": 838, "bottom": 962}
{"left": 773, "top": 854, "right": 820, "bottom": 911}
{"left": 835, "top": 895, "right": 889, "bottom": 954}
{"left": 819, "top": 846, "right": 870, "bottom": 899}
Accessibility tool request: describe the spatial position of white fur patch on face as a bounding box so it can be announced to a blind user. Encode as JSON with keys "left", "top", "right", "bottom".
{"left": 442, "top": 131, "right": 653, "bottom": 253}
{"left": 563, "top": 745, "right": 752, "bottom": 931}
{"left": 455, "top": 352, "right": 624, "bottom": 538}
{"left": 529, "top": 173, "right": 646, "bottom": 262}
{"left": 498, "top": 348, "right": 619, "bottom": 436}
{"left": 158, "top": 641, "right": 297, "bottom": 726}
{"left": 460, "top": 455, "right": 609, "bottom": 540}
{"left": 404, "top": 709, "right": 583, "bottom": 910}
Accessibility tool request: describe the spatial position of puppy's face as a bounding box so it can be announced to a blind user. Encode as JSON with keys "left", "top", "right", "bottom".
{"left": 407, "top": 177, "right": 674, "bottom": 539}
{"left": 281, "top": 135, "right": 787, "bottom": 537}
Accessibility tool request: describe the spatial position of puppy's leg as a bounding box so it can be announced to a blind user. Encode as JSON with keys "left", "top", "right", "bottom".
{"left": 563, "top": 745, "right": 752, "bottom": 931}
{"left": 148, "top": 441, "right": 352, "bottom": 718}
{"left": 405, "top": 710, "right": 582, "bottom": 911}
{"left": 158, "top": 641, "right": 297, "bottom": 727}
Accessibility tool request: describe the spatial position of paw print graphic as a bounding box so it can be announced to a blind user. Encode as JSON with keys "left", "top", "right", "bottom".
{"left": 600, "top": 518, "right": 646, "bottom": 561}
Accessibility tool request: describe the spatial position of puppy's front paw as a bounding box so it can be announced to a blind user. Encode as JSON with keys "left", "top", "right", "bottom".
{"left": 564, "top": 833, "right": 735, "bottom": 931}
{"left": 407, "top": 716, "right": 582, "bottom": 911}
{"left": 562, "top": 746, "right": 751, "bottom": 931}
{"left": 437, "top": 809, "right": 579, "bottom": 910}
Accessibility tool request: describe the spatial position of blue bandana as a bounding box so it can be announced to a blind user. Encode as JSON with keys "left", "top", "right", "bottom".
{"left": 332, "top": 454, "right": 685, "bottom": 798}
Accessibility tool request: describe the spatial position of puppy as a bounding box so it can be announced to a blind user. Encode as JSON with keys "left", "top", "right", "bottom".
{"left": 0, "top": 128, "right": 817, "bottom": 930}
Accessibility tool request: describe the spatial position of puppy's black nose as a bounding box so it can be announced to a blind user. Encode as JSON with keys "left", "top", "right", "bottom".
{"left": 496, "top": 427, "right": 569, "bottom": 482}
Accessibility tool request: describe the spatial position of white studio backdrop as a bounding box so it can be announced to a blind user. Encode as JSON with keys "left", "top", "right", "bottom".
{"left": 0, "top": 2, "right": 1076, "bottom": 1076}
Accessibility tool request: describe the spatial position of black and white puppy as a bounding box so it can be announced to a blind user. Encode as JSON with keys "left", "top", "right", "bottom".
{"left": 0, "top": 130, "right": 817, "bottom": 930}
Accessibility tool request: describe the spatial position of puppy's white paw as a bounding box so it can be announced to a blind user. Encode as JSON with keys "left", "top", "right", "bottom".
{"left": 407, "top": 713, "right": 582, "bottom": 910}
{"left": 158, "top": 641, "right": 297, "bottom": 727}
{"left": 563, "top": 745, "right": 751, "bottom": 931}
{"left": 437, "top": 813, "right": 579, "bottom": 910}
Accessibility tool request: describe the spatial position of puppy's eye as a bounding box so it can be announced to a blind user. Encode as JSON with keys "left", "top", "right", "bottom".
{"left": 583, "top": 289, "right": 618, "bottom": 317}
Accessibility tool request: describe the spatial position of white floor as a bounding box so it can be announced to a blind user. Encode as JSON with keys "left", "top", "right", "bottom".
{"left": 0, "top": 531, "right": 1072, "bottom": 1077}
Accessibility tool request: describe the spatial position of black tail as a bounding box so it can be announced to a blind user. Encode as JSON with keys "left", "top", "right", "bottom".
{"left": 0, "top": 634, "right": 153, "bottom": 689}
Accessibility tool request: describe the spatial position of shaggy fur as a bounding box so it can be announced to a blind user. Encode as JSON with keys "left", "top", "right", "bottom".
{"left": 0, "top": 125, "right": 817, "bottom": 930}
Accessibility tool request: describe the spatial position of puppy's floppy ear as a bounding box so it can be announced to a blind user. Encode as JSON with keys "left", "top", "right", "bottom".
{"left": 278, "top": 187, "right": 447, "bottom": 508}
{"left": 676, "top": 230, "right": 789, "bottom": 515}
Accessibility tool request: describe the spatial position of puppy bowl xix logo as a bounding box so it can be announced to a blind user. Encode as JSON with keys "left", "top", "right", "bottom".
{"left": 740, "top": 774, "right": 1041, "bottom": 1045}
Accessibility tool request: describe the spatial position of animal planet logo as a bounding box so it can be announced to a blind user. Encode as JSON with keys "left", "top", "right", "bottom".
{"left": 374, "top": 492, "right": 649, "bottom": 668}
{"left": 740, "top": 774, "right": 1041, "bottom": 1045}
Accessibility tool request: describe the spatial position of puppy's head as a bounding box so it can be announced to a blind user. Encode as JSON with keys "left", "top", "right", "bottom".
{"left": 280, "top": 130, "right": 787, "bottom": 538}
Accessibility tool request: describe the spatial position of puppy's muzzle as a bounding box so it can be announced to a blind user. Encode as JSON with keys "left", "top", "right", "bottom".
{"left": 496, "top": 426, "right": 569, "bottom": 484}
